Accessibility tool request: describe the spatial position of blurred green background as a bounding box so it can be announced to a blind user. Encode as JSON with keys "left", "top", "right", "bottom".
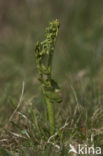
{"left": 0, "top": 0, "right": 103, "bottom": 125}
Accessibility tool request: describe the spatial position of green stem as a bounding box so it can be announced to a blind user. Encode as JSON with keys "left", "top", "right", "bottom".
{"left": 42, "top": 86, "right": 55, "bottom": 134}
{"left": 45, "top": 97, "right": 55, "bottom": 134}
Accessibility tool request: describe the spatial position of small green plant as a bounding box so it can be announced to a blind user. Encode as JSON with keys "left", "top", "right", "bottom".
{"left": 34, "top": 19, "right": 62, "bottom": 134}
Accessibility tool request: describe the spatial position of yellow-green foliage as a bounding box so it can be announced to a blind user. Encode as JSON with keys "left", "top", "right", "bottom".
{"left": 34, "top": 19, "right": 62, "bottom": 134}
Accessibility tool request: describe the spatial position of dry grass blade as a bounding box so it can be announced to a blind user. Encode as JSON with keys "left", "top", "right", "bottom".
{"left": 9, "top": 81, "right": 25, "bottom": 122}
{"left": 47, "top": 118, "right": 69, "bottom": 150}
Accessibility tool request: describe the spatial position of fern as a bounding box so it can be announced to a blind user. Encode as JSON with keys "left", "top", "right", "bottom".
{"left": 34, "top": 19, "right": 62, "bottom": 134}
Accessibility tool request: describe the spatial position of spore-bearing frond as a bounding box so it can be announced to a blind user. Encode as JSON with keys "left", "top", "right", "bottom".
{"left": 34, "top": 19, "right": 61, "bottom": 134}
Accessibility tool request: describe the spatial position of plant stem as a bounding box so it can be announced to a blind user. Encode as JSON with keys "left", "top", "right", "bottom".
{"left": 45, "top": 97, "right": 55, "bottom": 134}
{"left": 42, "top": 86, "right": 55, "bottom": 134}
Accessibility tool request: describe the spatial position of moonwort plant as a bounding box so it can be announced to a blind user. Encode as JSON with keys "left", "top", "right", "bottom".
{"left": 34, "top": 19, "right": 62, "bottom": 134}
